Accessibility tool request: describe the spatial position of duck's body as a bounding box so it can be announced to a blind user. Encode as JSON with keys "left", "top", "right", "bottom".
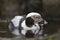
{"left": 8, "top": 12, "right": 47, "bottom": 38}
{"left": 9, "top": 16, "right": 41, "bottom": 35}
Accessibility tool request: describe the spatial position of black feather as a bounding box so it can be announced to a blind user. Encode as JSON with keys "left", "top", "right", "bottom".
{"left": 25, "top": 17, "right": 34, "bottom": 27}
{"left": 25, "top": 30, "right": 35, "bottom": 38}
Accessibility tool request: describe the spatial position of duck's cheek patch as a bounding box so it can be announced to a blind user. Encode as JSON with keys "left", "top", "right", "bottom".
{"left": 31, "top": 16, "right": 43, "bottom": 23}
{"left": 25, "top": 17, "right": 34, "bottom": 27}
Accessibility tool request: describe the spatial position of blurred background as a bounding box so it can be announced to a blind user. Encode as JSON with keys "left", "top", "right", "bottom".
{"left": 0, "top": 0, "right": 60, "bottom": 40}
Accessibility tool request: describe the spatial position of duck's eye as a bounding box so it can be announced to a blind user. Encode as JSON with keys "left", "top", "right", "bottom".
{"left": 36, "top": 17, "right": 38, "bottom": 18}
{"left": 35, "top": 17, "right": 40, "bottom": 19}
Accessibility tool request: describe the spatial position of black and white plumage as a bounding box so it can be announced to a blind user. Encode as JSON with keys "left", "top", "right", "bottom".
{"left": 8, "top": 12, "right": 47, "bottom": 38}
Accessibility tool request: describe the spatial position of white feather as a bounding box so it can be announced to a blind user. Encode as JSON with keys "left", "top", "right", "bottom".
{"left": 11, "top": 16, "right": 23, "bottom": 35}
{"left": 11, "top": 16, "right": 23, "bottom": 27}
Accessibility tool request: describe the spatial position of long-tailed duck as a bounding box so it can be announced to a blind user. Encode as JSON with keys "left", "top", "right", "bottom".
{"left": 8, "top": 12, "right": 47, "bottom": 38}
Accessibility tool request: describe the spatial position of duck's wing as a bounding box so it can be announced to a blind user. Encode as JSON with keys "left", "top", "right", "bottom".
{"left": 8, "top": 16, "right": 24, "bottom": 35}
